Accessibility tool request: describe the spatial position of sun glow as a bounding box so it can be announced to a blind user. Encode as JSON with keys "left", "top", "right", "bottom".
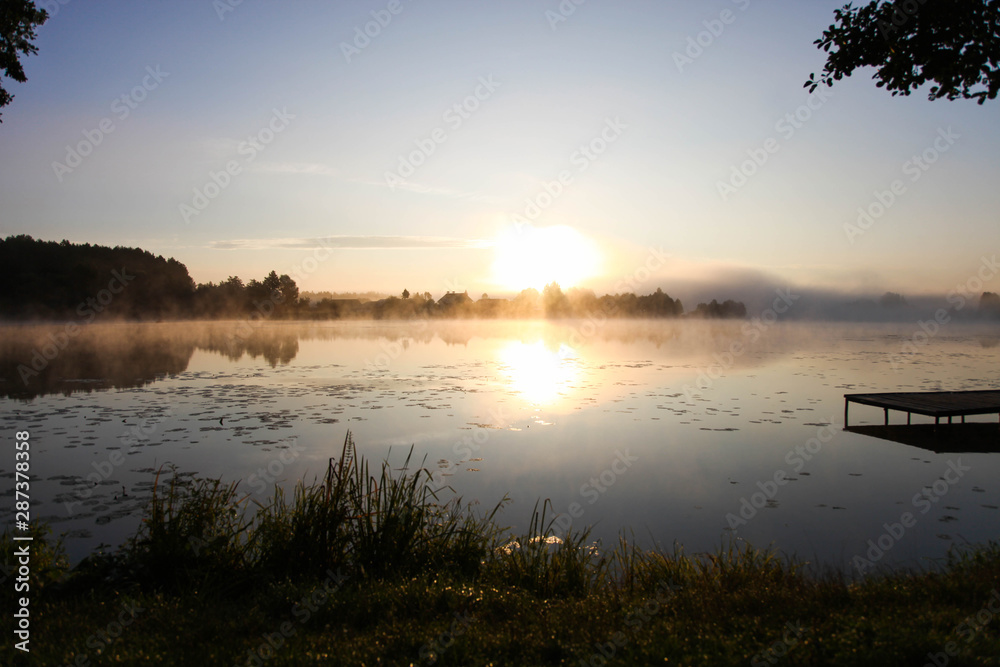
{"left": 491, "top": 224, "right": 602, "bottom": 292}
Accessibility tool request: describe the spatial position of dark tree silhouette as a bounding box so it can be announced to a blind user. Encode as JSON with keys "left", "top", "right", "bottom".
{"left": 0, "top": 235, "right": 195, "bottom": 319}
{"left": 980, "top": 291, "right": 1000, "bottom": 318}
{"left": 879, "top": 291, "right": 908, "bottom": 308}
{"left": 0, "top": 236, "right": 309, "bottom": 320}
{"left": 402, "top": 288, "right": 410, "bottom": 299}
{"left": 806, "top": 1, "right": 1000, "bottom": 103}
{"left": 0, "top": 1, "right": 48, "bottom": 121}
{"left": 279, "top": 274, "right": 299, "bottom": 306}
{"left": 690, "top": 299, "right": 747, "bottom": 319}
{"left": 636, "top": 287, "right": 683, "bottom": 317}
{"left": 263, "top": 270, "right": 281, "bottom": 294}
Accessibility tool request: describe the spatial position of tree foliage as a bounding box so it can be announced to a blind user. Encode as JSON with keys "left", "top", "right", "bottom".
{"left": 0, "top": 0, "right": 48, "bottom": 121}
{"left": 806, "top": 0, "right": 1000, "bottom": 103}
{"left": 0, "top": 235, "right": 194, "bottom": 319}
{"left": 980, "top": 291, "right": 1000, "bottom": 318}
{"left": 690, "top": 299, "right": 747, "bottom": 320}
{"left": 0, "top": 236, "right": 301, "bottom": 320}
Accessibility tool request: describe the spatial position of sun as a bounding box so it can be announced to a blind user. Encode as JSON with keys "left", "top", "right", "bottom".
{"left": 491, "top": 224, "right": 602, "bottom": 292}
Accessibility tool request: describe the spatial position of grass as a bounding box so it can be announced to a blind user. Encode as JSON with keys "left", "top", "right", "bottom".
{"left": 2, "top": 431, "right": 999, "bottom": 666}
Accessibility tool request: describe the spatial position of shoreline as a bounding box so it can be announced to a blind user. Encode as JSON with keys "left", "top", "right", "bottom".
{"left": 5, "top": 447, "right": 999, "bottom": 665}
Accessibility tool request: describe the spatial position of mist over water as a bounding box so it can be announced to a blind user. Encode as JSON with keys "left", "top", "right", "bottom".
{"left": 2, "top": 319, "right": 999, "bottom": 573}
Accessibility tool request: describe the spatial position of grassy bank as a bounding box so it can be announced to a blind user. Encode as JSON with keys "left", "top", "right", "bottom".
{"left": 3, "top": 433, "right": 999, "bottom": 666}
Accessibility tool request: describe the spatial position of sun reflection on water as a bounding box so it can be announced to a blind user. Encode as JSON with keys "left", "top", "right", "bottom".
{"left": 496, "top": 339, "right": 579, "bottom": 406}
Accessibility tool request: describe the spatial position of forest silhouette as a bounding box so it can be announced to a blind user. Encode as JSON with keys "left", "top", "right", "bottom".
{"left": 0, "top": 236, "right": 740, "bottom": 322}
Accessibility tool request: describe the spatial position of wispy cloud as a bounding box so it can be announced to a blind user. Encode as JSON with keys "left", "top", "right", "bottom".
{"left": 209, "top": 236, "right": 494, "bottom": 250}
{"left": 346, "top": 176, "right": 499, "bottom": 203}
{"left": 250, "top": 161, "right": 339, "bottom": 176}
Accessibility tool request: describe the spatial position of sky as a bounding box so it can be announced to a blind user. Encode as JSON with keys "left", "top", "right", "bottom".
{"left": 1, "top": 0, "right": 998, "bottom": 303}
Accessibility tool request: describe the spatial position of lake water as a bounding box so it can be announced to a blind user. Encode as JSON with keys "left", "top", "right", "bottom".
{"left": 2, "top": 319, "right": 999, "bottom": 574}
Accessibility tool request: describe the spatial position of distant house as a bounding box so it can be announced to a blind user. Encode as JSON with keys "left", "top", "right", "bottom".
{"left": 436, "top": 291, "right": 473, "bottom": 314}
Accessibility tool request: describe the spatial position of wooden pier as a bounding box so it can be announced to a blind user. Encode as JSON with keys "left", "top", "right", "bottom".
{"left": 843, "top": 390, "right": 1000, "bottom": 427}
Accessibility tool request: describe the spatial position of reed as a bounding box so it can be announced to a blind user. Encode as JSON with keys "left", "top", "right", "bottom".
{"left": 486, "top": 499, "right": 607, "bottom": 597}
{"left": 250, "top": 432, "right": 356, "bottom": 578}
{"left": 11, "top": 433, "right": 999, "bottom": 665}
{"left": 123, "top": 468, "right": 254, "bottom": 592}
{"left": 108, "top": 431, "right": 505, "bottom": 588}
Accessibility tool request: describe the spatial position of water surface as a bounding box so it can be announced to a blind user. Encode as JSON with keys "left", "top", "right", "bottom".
{"left": 2, "top": 319, "right": 998, "bottom": 573}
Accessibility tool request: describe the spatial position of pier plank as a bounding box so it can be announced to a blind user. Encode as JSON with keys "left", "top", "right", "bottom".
{"left": 844, "top": 390, "right": 1000, "bottom": 426}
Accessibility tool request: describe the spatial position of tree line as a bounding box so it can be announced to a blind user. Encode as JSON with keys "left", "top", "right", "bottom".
{"left": 0, "top": 236, "right": 300, "bottom": 320}
{"left": 0, "top": 236, "right": 746, "bottom": 321}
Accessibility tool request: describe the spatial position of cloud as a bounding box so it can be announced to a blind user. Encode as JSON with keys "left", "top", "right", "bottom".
{"left": 250, "top": 161, "right": 339, "bottom": 176}
{"left": 346, "top": 176, "right": 498, "bottom": 203}
{"left": 223, "top": 160, "right": 499, "bottom": 202}
{"left": 209, "top": 236, "right": 494, "bottom": 250}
